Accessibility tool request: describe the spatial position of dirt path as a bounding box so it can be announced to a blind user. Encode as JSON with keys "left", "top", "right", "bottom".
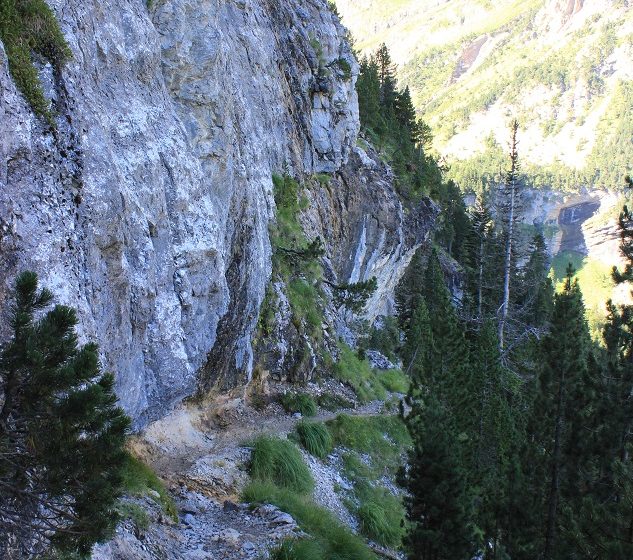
{"left": 95, "top": 391, "right": 399, "bottom": 560}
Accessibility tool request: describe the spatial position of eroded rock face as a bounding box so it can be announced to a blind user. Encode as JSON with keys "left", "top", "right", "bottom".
{"left": 0, "top": 0, "right": 357, "bottom": 426}
{"left": 258, "top": 143, "right": 438, "bottom": 381}
{"left": 0, "top": 0, "right": 431, "bottom": 426}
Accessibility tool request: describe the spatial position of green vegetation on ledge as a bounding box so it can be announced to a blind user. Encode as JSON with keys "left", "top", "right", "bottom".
{"left": 0, "top": 0, "right": 71, "bottom": 120}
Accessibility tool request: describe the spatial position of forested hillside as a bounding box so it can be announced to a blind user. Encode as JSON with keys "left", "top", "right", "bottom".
{"left": 336, "top": 0, "right": 633, "bottom": 192}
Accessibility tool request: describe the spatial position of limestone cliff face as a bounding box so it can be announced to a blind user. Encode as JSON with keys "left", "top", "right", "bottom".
{"left": 0, "top": 0, "right": 432, "bottom": 427}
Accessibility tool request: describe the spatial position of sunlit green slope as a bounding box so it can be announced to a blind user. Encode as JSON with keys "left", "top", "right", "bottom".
{"left": 337, "top": 0, "right": 633, "bottom": 192}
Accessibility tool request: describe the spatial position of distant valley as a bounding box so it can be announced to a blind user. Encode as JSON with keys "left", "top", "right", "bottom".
{"left": 336, "top": 0, "right": 633, "bottom": 193}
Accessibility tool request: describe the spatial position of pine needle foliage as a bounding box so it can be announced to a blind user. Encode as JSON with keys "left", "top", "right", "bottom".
{"left": 0, "top": 272, "right": 130, "bottom": 557}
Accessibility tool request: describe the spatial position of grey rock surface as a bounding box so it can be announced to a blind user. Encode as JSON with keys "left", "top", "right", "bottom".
{"left": 0, "top": 0, "right": 358, "bottom": 426}
{"left": 0, "top": 0, "right": 434, "bottom": 426}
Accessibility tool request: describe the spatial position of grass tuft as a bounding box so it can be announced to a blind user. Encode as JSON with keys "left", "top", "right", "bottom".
{"left": 295, "top": 421, "right": 333, "bottom": 459}
{"left": 332, "top": 343, "right": 387, "bottom": 403}
{"left": 120, "top": 453, "right": 177, "bottom": 521}
{"left": 243, "top": 481, "right": 377, "bottom": 560}
{"left": 249, "top": 436, "right": 314, "bottom": 494}
{"left": 270, "top": 538, "right": 324, "bottom": 560}
{"left": 357, "top": 490, "right": 405, "bottom": 548}
{"left": 280, "top": 392, "right": 317, "bottom": 417}
{"left": 327, "top": 414, "right": 411, "bottom": 476}
{"left": 116, "top": 501, "right": 150, "bottom": 532}
{"left": 377, "top": 368, "right": 409, "bottom": 394}
{"left": 316, "top": 392, "right": 355, "bottom": 411}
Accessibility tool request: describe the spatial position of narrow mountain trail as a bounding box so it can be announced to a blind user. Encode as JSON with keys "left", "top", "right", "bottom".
{"left": 94, "top": 385, "right": 401, "bottom": 560}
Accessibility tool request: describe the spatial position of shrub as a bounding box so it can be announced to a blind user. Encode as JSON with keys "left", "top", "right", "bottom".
{"left": 0, "top": 0, "right": 72, "bottom": 120}
{"left": 249, "top": 436, "right": 314, "bottom": 494}
{"left": 120, "top": 453, "right": 178, "bottom": 521}
{"left": 280, "top": 392, "right": 317, "bottom": 417}
{"left": 295, "top": 421, "right": 333, "bottom": 459}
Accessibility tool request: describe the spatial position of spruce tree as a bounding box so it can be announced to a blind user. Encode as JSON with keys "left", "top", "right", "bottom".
{"left": 0, "top": 272, "right": 130, "bottom": 558}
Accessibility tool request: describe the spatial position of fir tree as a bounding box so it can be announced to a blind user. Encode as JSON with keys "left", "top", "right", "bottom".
{"left": 0, "top": 272, "right": 130, "bottom": 558}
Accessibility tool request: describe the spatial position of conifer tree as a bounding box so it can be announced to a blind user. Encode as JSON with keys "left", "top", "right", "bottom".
{"left": 422, "top": 250, "right": 468, "bottom": 393}
{"left": 374, "top": 43, "right": 398, "bottom": 110}
{"left": 537, "top": 265, "right": 591, "bottom": 560}
{"left": 0, "top": 272, "right": 130, "bottom": 558}
{"left": 465, "top": 194, "right": 494, "bottom": 321}
{"left": 498, "top": 120, "right": 522, "bottom": 350}
{"left": 518, "top": 233, "right": 554, "bottom": 327}
{"left": 401, "top": 298, "right": 433, "bottom": 384}
{"left": 401, "top": 394, "right": 472, "bottom": 560}
{"left": 396, "top": 247, "right": 426, "bottom": 335}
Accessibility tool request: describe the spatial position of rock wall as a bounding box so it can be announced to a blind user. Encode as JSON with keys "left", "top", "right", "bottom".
{"left": 0, "top": 0, "right": 431, "bottom": 427}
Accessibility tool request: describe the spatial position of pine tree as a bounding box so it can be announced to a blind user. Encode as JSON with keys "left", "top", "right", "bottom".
{"left": 465, "top": 194, "right": 494, "bottom": 321}
{"left": 396, "top": 247, "right": 426, "bottom": 335}
{"left": 537, "top": 265, "right": 591, "bottom": 560}
{"left": 395, "top": 86, "right": 421, "bottom": 145}
{"left": 518, "top": 233, "right": 554, "bottom": 327}
{"left": 374, "top": 43, "right": 398, "bottom": 111}
{"left": 422, "top": 250, "right": 468, "bottom": 393}
{"left": 401, "top": 298, "right": 433, "bottom": 385}
{"left": 0, "top": 272, "right": 130, "bottom": 558}
{"left": 498, "top": 120, "right": 522, "bottom": 350}
{"left": 402, "top": 393, "right": 472, "bottom": 560}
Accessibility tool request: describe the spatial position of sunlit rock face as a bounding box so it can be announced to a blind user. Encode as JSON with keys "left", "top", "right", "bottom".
{"left": 0, "top": 0, "right": 433, "bottom": 427}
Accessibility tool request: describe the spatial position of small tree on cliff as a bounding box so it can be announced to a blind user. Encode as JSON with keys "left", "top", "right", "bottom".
{"left": 0, "top": 272, "right": 130, "bottom": 558}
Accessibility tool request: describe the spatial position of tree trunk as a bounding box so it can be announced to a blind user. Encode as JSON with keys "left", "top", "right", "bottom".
{"left": 498, "top": 120, "right": 519, "bottom": 350}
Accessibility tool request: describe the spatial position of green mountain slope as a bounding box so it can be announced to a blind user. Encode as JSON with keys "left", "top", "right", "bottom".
{"left": 337, "top": 0, "right": 633, "bottom": 192}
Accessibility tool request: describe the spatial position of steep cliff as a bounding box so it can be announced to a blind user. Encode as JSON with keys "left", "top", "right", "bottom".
{"left": 0, "top": 0, "right": 433, "bottom": 427}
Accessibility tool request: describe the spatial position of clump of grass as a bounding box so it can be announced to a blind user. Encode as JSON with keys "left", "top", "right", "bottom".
{"left": 287, "top": 279, "right": 323, "bottom": 337}
{"left": 356, "top": 487, "right": 405, "bottom": 548}
{"left": 270, "top": 538, "right": 323, "bottom": 560}
{"left": 280, "top": 392, "right": 317, "bottom": 417}
{"left": 377, "top": 368, "right": 409, "bottom": 394}
{"left": 294, "top": 421, "right": 333, "bottom": 459}
{"left": 333, "top": 343, "right": 386, "bottom": 403}
{"left": 243, "top": 481, "right": 377, "bottom": 560}
{"left": 313, "top": 173, "right": 332, "bottom": 186}
{"left": 249, "top": 436, "right": 314, "bottom": 494}
{"left": 327, "top": 414, "right": 411, "bottom": 476}
{"left": 120, "top": 453, "right": 177, "bottom": 521}
{"left": 316, "top": 392, "right": 354, "bottom": 411}
{"left": 0, "top": 0, "right": 72, "bottom": 120}
{"left": 116, "top": 501, "right": 150, "bottom": 532}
